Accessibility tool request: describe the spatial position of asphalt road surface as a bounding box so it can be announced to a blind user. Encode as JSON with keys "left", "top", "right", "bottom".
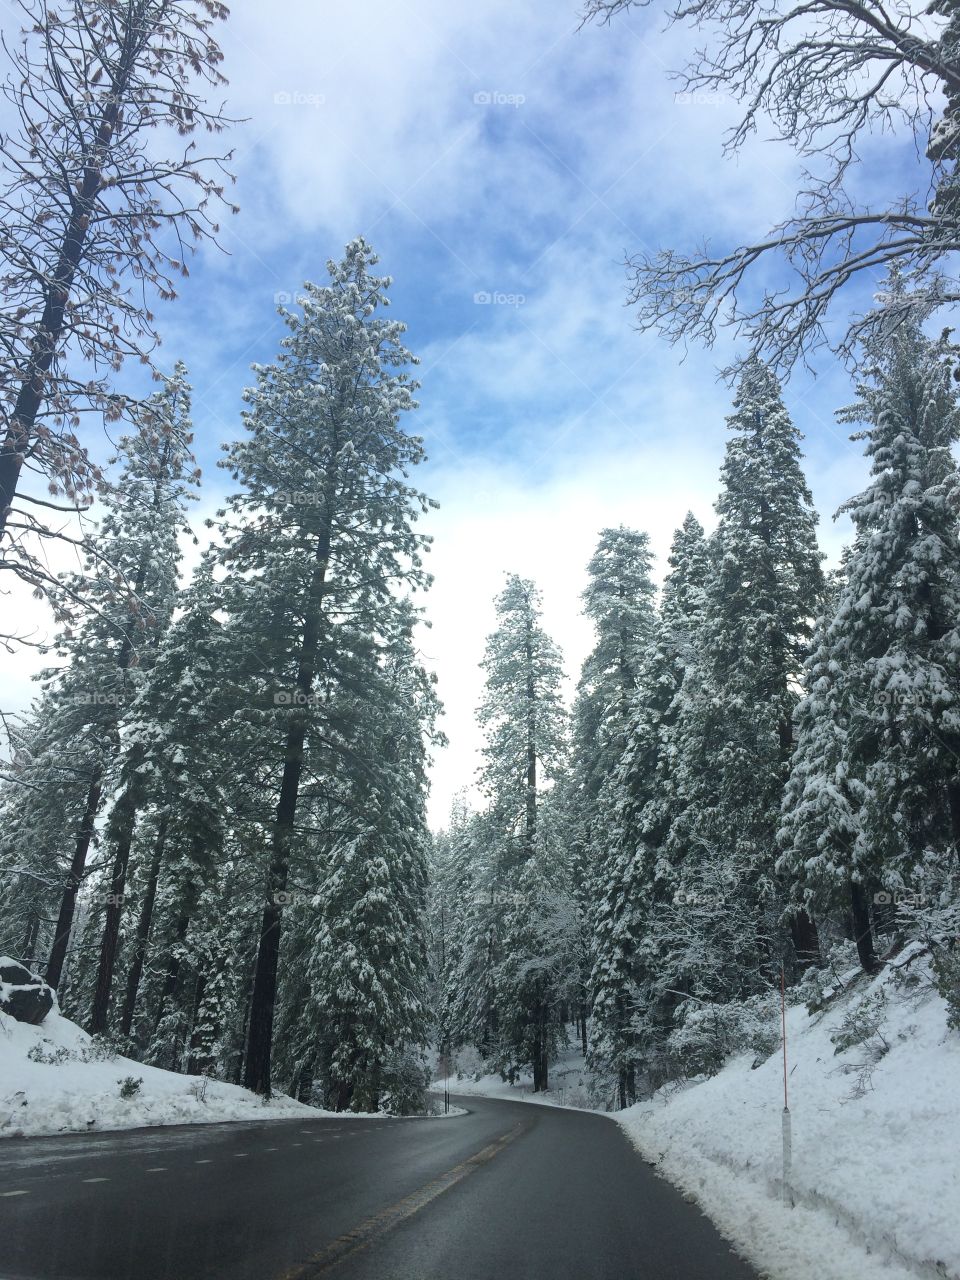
{"left": 0, "top": 1095, "right": 760, "bottom": 1280}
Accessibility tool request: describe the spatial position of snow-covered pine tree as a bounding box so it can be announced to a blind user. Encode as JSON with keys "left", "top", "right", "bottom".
{"left": 15, "top": 365, "right": 198, "bottom": 994}
{"left": 476, "top": 574, "right": 567, "bottom": 1087}
{"left": 495, "top": 779, "right": 579, "bottom": 1091}
{"left": 440, "top": 806, "right": 506, "bottom": 1060}
{"left": 478, "top": 575, "right": 567, "bottom": 862}
{"left": 216, "top": 239, "right": 434, "bottom": 1096}
{"left": 575, "top": 526, "right": 657, "bottom": 799}
{"left": 589, "top": 513, "right": 710, "bottom": 1104}
{"left": 670, "top": 360, "right": 823, "bottom": 996}
{"left": 779, "top": 301, "right": 960, "bottom": 971}
{"left": 307, "top": 616, "right": 439, "bottom": 1112}
{"left": 568, "top": 528, "right": 657, "bottom": 1053}
{"left": 87, "top": 557, "right": 235, "bottom": 1046}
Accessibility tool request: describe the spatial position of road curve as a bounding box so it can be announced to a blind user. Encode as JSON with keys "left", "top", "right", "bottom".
{"left": 0, "top": 1094, "right": 759, "bottom": 1280}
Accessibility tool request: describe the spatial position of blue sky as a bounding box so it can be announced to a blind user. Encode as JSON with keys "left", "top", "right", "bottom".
{"left": 1, "top": 0, "right": 935, "bottom": 822}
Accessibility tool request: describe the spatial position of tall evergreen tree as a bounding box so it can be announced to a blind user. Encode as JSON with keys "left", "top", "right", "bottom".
{"left": 589, "top": 513, "right": 709, "bottom": 1103}
{"left": 476, "top": 574, "right": 567, "bottom": 1087}
{"left": 215, "top": 239, "right": 433, "bottom": 1096}
{"left": 4, "top": 365, "right": 198, "bottom": 993}
{"left": 779, "top": 306, "right": 960, "bottom": 971}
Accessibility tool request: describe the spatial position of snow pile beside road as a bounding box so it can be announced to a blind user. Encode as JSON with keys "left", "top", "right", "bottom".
{"left": 616, "top": 945, "right": 960, "bottom": 1280}
{"left": 0, "top": 1007, "right": 328, "bottom": 1137}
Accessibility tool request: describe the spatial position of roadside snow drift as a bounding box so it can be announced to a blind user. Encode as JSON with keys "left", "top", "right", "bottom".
{"left": 0, "top": 1006, "right": 327, "bottom": 1137}
{"left": 616, "top": 944, "right": 960, "bottom": 1280}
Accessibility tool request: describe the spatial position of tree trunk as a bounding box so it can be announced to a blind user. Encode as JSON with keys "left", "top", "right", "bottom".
{"left": 152, "top": 909, "right": 191, "bottom": 1036}
{"left": 185, "top": 973, "right": 208, "bottom": 1076}
{"left": 948, "top": 779, "right": 960, "bottom": 864}
{"left": 119, "top": 816, "right": 168, "bottom": 1038}
{"left": 297, "top": 1062, "right": 315, "bottom": 1104}
{"left": 89, "top": 798, "right": 138, "bottom": 1033}
{"left": 850, "top": 880, "right": 879, "bottom": 974}
{"left": 625, "top": 1063, "right": 636, "bottom": 1107}
{"left": 243, "top": 507, "right": 334, "bottom": 1097}
{"left": 789, "top": 908, "right": 822, "bottom": 970}
{"left": 0, "top": 34, "right": 140, "bottom": 534}
{"left": 579, "top": 1004, "right": 588, "bottom": 1058}
{"left": 20, "top": 913, "right": 40, "bottom": 968}
{"left": 45, "top": 770, "right": 103, "bottom": 989}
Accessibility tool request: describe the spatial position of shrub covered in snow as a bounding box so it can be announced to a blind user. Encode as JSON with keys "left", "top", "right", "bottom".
{"left": 667, "top": 991, "right": 781, "bottom": 1078}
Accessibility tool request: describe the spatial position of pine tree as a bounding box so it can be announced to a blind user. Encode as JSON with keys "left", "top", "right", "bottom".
{"left": 570, "top": 527, "right": 657, "bottom": 1065}
{"left": 478, "top": 575, "right": 567, "bottom": 862}
{"left": 779, "top": 304, "right": 960, "bottom": 971}
{"left": 476, "top": 575, "right": 567, "bottom": 1087}
{"left": 672, "top": 360, "right": 824, "bottom": 992}
{"left": 5, "top": 366, "right": 198, "bottom": 994}
{"left": 589, "top": 514, "right": 709, "bottom": 1103}
{"left": 309, "top": 621, "right": 439, "bottom": 1111}
{"left": 216, "top": 239, "right": 434, "bottom": 1096}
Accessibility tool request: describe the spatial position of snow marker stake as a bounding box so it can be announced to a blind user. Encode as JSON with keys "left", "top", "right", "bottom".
{"left": 781, "top": 964, "right": 793, "bottom": 1207}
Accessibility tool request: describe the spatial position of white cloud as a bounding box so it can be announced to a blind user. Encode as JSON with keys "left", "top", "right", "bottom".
{"left": 0, "top": 0, "right": 881, "bottom": 831}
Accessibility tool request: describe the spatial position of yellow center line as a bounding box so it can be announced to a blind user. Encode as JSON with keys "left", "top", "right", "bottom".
{"left": 277, "top": 1122, "right": 530, "bottom": 1279}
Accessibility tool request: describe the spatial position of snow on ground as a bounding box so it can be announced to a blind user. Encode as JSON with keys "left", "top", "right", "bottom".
{"left": 617, "top": 947, "right": 959, "bottom": 1280}
{"left": 441, "top": 950, "right": 959, "bottom": 1280}
{"left": 0, "top": 1007, "right": 350, "bottom": 1137}
{"left": 435, "top": 1041, "right": 600, "bottom": 1112}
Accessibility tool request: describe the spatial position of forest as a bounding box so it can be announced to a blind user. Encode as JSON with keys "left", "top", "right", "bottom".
{"left": 1, "top": 0, "right": 960, "bottom": 1123}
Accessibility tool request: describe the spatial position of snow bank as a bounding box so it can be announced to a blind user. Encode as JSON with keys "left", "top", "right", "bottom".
{"left": 0, "top": 1007, "right": 335, "bottom": 1137}
{"left": 616, "top": 946, "right": 960, "bottom": 1280}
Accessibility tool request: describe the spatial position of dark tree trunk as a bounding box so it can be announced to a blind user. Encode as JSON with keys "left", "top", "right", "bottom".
{"left": 243, "top": 506, "right": 333, "bottom": 1097}
{"left": 850, "top": 880, "right": 879, "bottom": 974}
{"left": 335, "top": 1081, "right": 353, "bottom": 1112}
{"left": 948, "top": 780, "right": 960, "bottom": 864}
{"left": 789, "top": 909, "right": 822, "bottom": 970}
{"left": 152, "top": 909, "right": 191, "bottom": 1035}
{"left": 89, "top": 799, "right": 138, "bottom": 1033}
{"left": 618, "top": 1070, "right": 627, "bottom": 1110}
{"left": 297, "top": 1061, "right": 315, "bottom": 1104}
{"left": 20, "top": 913, "right": 40, "bottom": 968}
{"left": 232, "top": 960, "right": 257, "bottom": 1085}
{"left": 46, "top": 770, "right": 103, "bottom": 989}
{"left": 185, "top": 973, "right": 208, "bottom": 1076}
{"left": 119, "top": 817, "right": 168, "bottom": 1038}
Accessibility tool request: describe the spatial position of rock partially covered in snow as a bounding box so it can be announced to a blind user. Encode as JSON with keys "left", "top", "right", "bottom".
{"left": 0, "top": 958, "right": 55, "bottom": 1025}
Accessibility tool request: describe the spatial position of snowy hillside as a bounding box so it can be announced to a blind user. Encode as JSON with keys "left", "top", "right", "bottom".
{"left": 443, "top": 948, "right": 960, "bottom": 1280}
{"left": 0, "top": 1007, "right": 334, "bottom": 1138}
{"left": 619, "top": 945, "right": 960, "bottom": 1280}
